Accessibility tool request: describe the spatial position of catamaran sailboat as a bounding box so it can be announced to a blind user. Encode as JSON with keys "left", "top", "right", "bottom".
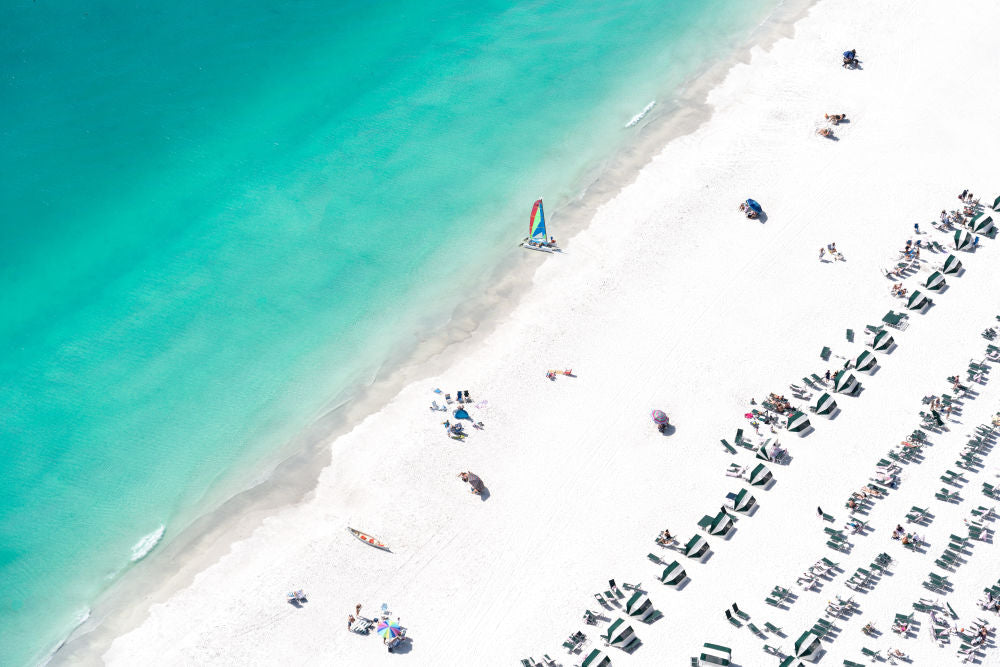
{"left": 520, "top": 198, "right": 559, "bottom": 252}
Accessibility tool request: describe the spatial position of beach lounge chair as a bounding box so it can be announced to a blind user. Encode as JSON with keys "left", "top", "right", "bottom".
{"left": 731, "top": 603, "right": 750, "bottom": 621}
{"left": 748, "top": 623, "right": 762, "bottom": 636}
{"left": 724, "top": 609, "right": 741, "bottom": 627}
{"left": 764, "top": 644, "right": 781, "bottom": 655}
{"left": 846, "top": 329, "right": 854, "bottom": 342}
{"left": 765, "top": 622, "right": 782, "bottom": 635}
{"left": 720, "top": 439, "right": 737, "bottom": 455}
{"left": 821, "top": 346, "right": 831, "bottom": 360}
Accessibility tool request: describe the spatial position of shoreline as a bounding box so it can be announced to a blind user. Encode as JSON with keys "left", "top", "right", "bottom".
{"left": 52, "top": 0, "right": 820, "bottom": 661}
{"left": 73, "top": 0, "right": 1000, "bottom": 661}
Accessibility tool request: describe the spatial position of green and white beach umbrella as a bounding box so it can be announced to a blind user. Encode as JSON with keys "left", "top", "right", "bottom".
{"left": 755, "top": 441, "right": 774, "bottom": 461}
{"left": 786, "top": 410, "right": 811, "bottom": 432}
{"left": 942, "top": 254, "right": 962, "bottom": 274}
{"left": 779, "top": 658, "right": 807, "bottom": 667}
{"left": 794, "top": 630, "right": 821, "bottom": 658}
{"left": 708, "top": 510, "right": 733, "bottom": 536}
{"left": 907, "top": 290, "right": 928, "bottom": 310}
{"left": 608, "top": 622, "right": 634, "bottom": 646}
{"left": 833, "top": 370, "right": 858, "bottom": 394}
{"left": 625, "top": 591, "right": 652, "bottom": 617}
{"left": 684, "top": 534, "right": 709, "bottom": 558}
{"left": 581, "top": 648, "right": 612, "bottom": 667}
{"left": 749, "top": 463, "right": 772, "bottom": 486}
{"left": 700, "top": 643, "right": 732, "bottom": 666}
{"left": 954, "top": 229, "right": 973, "bottom": 250}
{"left": 601, "top": 617, "right": 633, "bottom": 645}
{"left": 925, "top": 271, "right": 945, "bottom": 291}
{"left": 855, "top": 350, "right": 877, "bottom": 372}
{"left": 732, "top": 488, "right": 756, "bottom": 513}
{"left": 871, "top": 330, "right": 894, "bottom": 351}
{"left": 813, "top": 392, "right": 837, "bottom": 415}
{"left": 660, "top": 560, "right": 686, "bottom": 586}
{"left": 971, "top": 214, "right": 994, "bottom": 234}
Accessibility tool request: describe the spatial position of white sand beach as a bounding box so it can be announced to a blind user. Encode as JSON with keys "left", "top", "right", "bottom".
{"left": 71, "top": 0, "right": 1000, "bottom": 664}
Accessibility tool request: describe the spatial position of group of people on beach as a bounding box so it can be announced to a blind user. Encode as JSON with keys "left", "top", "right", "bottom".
{"left": 819, "top": 242, "right": 844, "bottom": 262}
{"left": 817, "top": 112, "right": 847, "bottom": 138}
{"left": 890, "top": 523, "right": 921, "bottom": 546}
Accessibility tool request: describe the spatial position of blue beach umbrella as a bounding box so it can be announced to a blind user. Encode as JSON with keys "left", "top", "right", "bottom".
{"left": 746, "top": 199, "right": 762, "bottom": 213}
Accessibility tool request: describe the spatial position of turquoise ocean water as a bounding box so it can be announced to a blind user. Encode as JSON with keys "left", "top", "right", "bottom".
{"left": 0, "top": 0, "right": 779, "bottom": 662}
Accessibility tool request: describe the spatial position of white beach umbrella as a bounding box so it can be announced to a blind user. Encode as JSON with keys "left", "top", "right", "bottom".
{"left": 731, "top": 488, "right": 756, "bottom": 513}
{"left": 786, "top": 411, "right": 811, "bottom": 433}
{"left": 907, "top": 290, "right": 928, "bottom": 310}
{"left": 871, "top": 330, "right": 894, "bottom": 351}
{"left": 925, "top": 271, "right": 945, "bottom": 291}
{"left": 660, "top": 560, "right": 686, "bottom": 586}
{"left": 942, "top": 254, "right": 962, "bottom": 274}
{"left": 813, "top": 392, "right": 837, "bottom": 415}
{"left": 833, "top": 370, "right": 858, "bottom": 394}
{"left": 855, "top": 350, "right": 877, "bottom": 372}
{"left": 971, "top": 214, "right": 994, "bottom": 234}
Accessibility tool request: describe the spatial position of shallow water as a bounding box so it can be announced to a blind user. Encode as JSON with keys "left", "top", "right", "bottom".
{"left": 0, "top": 0, "right": 778, "bottom": 662}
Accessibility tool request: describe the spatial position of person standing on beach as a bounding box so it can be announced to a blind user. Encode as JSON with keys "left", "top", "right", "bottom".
{"left": 914, "top": 223, "right": 920, "bottom": 234}
{"left": 819, "top": 247, "right": 825, "bottom": 261}
{"left": 348, "top": 615, "right": 355, "bottom": 631}
{"left": 356, "top": 603, "right": 362, "bottom": 616}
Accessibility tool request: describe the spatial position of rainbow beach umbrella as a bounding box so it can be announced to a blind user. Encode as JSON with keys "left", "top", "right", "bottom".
{"left": 651, "top": 409, "right": 669, "bottom": 425}
{"left": 377, "top": 620, "right": 403, "bottom": 640}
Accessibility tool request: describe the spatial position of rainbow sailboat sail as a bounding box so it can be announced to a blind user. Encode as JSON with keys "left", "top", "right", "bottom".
{"left": 521, "top": 198, "right": 558, "bottom": 252}
{"left": 529, "top": 199, "right": 547, "bottom": 242}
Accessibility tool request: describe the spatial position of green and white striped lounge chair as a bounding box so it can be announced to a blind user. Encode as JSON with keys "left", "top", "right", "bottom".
{"left": 581, "top": 648, "right": 612, "bottom": 667}
{"left": 907, "top": 290, "right": 928, "bottom": 310}
{"left": 786, "top": 411, "right": 810, "bottom": 433}
{"left": 812, "top": 392, "right": 837, "bottom": 416}
{"left": 942, "top": 254, "right": 962, "bottom": 274}
{"left": 660, "top": 560, "right": 686, "bottom": 586}
{"left": 870, "top": 329, "right": 893, "bottom": 351}
{"left": 700, "top": 643, "right": 731, "bottom": 666}
{"left": 684, "top": 535, "right": 709, "bottom": 558}
{"left": 925, "top": 271, "right": 946, "bottom": 291}
{"left": 954, "top": 229, "right": 973, "bottom": 250}
{"left": 794, "top": 630, "right": 821, "bottom": 658}
{"left": 749, "top": 463, "right": 772, "bottom": 487}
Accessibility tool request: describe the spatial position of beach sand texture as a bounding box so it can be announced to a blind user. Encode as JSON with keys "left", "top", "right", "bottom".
{"left": 87, "top": 0, "right": 1000, "bottom": 664}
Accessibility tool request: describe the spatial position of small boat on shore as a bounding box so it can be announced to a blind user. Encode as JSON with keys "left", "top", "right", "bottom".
{"left": 520, "top": 198, "right": 559, "bottom": 253}
{"left": 349, "top": 527, "right": 391, "bottom": 551}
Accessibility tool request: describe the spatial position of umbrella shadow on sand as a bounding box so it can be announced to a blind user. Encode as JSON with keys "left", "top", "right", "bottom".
{"left": 659, "top": 424, "right": 677, "bottom": 436}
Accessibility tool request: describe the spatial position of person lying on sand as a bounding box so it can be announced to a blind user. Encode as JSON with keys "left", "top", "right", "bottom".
{"left": 817, "top": 127, "right": 833, "bottom": 138}
{"left": 824, "top": 113, "right": 847, "bottom": 124}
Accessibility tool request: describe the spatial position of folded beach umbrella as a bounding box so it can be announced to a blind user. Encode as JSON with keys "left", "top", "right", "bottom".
{"left": 833, "top": 370, "right": 858, "bottom": 394}
{"left": 700, "top": 643, "right": 732, "bottom": 666}
{"left": 786, "top": 410, "right": 811, "bottom": 433}
{"left": 925, "top": 271, "right": 946, "bottom": 291}
{"left": 660, "top": 560, "right": 686, "bottom": 586}
{"left": 794, "top": 630, "right": 821, "bottom": 658}
{"left": 708, "top": 510, "right": 734, "bottom": 536}
{"left": 954, "top": 229, "right": 973, "bottom": 250}
{"left": 970, "top": 213, "right": 994, "bottom": 234}
{"left": 855, "top": 350, "right": 877, "bottom": 372}
{"left": 731, "top": 488, "right": 756, "bottom": 513}
{"left": 625, "top": 591, "right": 651, "bottom": 617}
{"left": 813, "top": 392, "right": 837, "bottom": 416}
{"left": 651, "top": 409, "right": 669, "bottom": 425}
{"left": 942, "top": 254, "right": 962, "bottom": 274}
{"left": 466, "top": 472, "right": 485, "bottom": 494}
{"left": 749, "top": 463, "right": 772, "bottom": 486}
{"left": 907, "top": 290, "right": 928, "bottom": 310}
{"left": 871, "top": 330, "right": 894, "bottom": 351}
{"left": 581, "top": 648, "right": 612, "bottom": 667}
{"left": 684, "top": 534, "right": 709, "bottom": 558}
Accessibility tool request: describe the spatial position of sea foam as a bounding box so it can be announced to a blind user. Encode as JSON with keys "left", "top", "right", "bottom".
{"left": 130, "top": 525, "right": 165, "bottom": 562}
{"left": 625, "top": 100, "right": 656, "bottom": 127}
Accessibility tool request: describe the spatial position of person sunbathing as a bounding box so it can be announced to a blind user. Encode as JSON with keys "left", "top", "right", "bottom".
{"left": 824, "top": 113, "right": 847, "bottom": 124}
{"left": 817, "top": 127, "right": 833, "bottom": 137}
